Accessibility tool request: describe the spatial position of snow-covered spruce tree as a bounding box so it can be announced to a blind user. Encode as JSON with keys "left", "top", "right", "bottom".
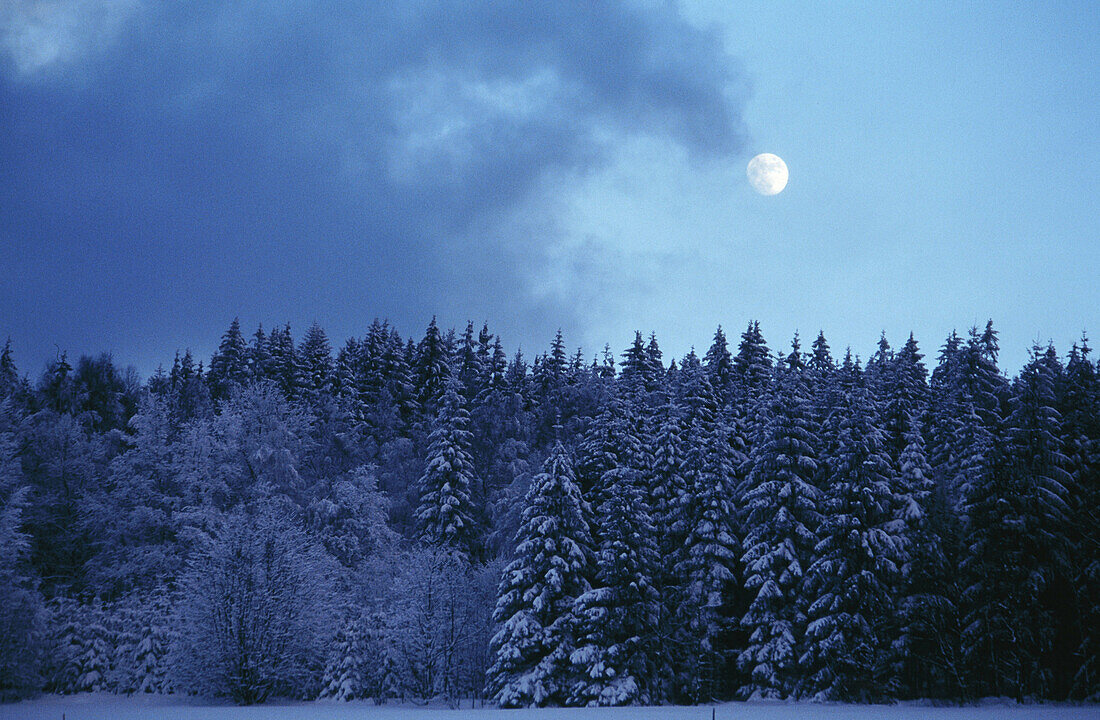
{"left": 733, "top": 320, "right": 773, "bottom": 410}
{"left": 207, "top": 318, "right": 248, "bottom": 402}
{"left": 618, "top": 331, "right": 652, "bottom": 406}
{"left": 893, "top": 423, "right": 956, "bottom": 698}
{"left": 486, "top": 441, "right": 593, "bottom": 707}
{"left": 416, "top": 377, "right": 479, "bottom": 559}
{"left": 266, "top": 323, "right": 299, "bottom": 399}
{"left": 575, "top": 393, "right": 644, "bottom": 517}
{"left": 414, "top": 317, "right": 451, "bottom": 416}
{"left": 961, "top": 344, "right": 1070, "bottom": 700}
{"left": 704, "top": 325, "right": 735, "bottom": 407}
{"left": 569, "top": 464, "right": 659, "bottom": 706}
{"left": 298, "top": 322, "right": 335, "bottom": 403}
{"left": 1061, "top": 338, "right": 1100, "bottom": 699}
{"left": 48, "top": 597, "right": 115, "bottom": 694}
{"left": 320, "top": 616, "right": 369, "bottom": 701}
{"left": 126, "top": 592, "right": 173, "bottom": 694}
{"left": 880, "top": 334, "right": 930, "bottom": 463}
{"left": 739, "top": 356, "right": 821, "bottom": 699}
{"left": 646, "top": 400, "right": 686, "bottom": 696}
{"left": 799, "top": 386, "right": 905, "bottom": 701}
{"left": 672, "top": 352, "right": 741, "bottom": 701}
{"left": 171, "top": 502, "right": 339, "bottom": 704}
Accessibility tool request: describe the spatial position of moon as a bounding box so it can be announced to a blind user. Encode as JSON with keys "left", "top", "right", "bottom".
{"left": 747, "top": 153, "right": 789, "bottom": 195}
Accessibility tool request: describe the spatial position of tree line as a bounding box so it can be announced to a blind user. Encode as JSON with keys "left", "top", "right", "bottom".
{"left": 0, "top": 317, "right": 1097, "bottom": 705}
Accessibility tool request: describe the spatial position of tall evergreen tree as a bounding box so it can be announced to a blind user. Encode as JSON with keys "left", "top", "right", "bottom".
{"left": 739, "top": 357, "right": 820, "bottom": 698}
{"left": 267, "top": 324, "right": 299, "bottom": 399}
{"left": 207, "top": 318, "right": 248, "bottom": 401}
{"left": 1061, "top": 338, "right": 1100, "bottom": 698}
{"left": 569, "top": 464, "right": 659, "bottom": 706}
{"left": 487, "top": 441, "right": 592, "bottom": 707}
{"left": 673, "top": 353, "right": 740, "bottom": 701}
{"left": 704, "top": 326, "right": 734, "bottom": 407}
{"left": 961, "top": 344, "right": 1070, "bottom": 699}
{"left": 800, "top": 386, "right": 905, "bottom": 701}
{"left": 416, "top": 377, "right": 479, "bottom": 559}
{"left": 298, "top": 322, "right": 335, "bottom": 401}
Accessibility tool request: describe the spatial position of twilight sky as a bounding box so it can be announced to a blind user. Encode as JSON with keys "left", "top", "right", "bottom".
{"left": 2, "top": 1, "right": 1097, "bottom": 377}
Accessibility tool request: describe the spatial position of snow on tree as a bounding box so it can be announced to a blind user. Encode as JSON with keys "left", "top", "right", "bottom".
{"left": 569, "top": 461, "right": 659, "bottom": 706}
{"left": 575, "top": 392, "right": 643, "bottom": 511}
{"left": 379, "top": 547, "right": 488, "bottom": 704}
{"left": 320, "top": 615, "right": 371, "bottom": 701}
{"left": 732, "top": 320, "right": 773, "bottom": 415}
{"left": 416, "top": 377, "right": 479, "bottom": 559}
{"left": 672, "top": 352, "right": 740, "bottom": 701}
{"left": 0, "top": 486, "right": 46, "bottom": 700}
{"left": 207, "top": 318, "right": 248, "bottom": 402}
{"left": 739, "top": 356, "right": 820, "bottom": 699}
{"left": 126, "top": 593, "right": 173, "bottom": 694}
{"left": 306, "top": 465, "right": 395, "bottom": 567}
{"left": 486, "top": 440, "right": 592, "bottom": 707}
{"left": 961, "top": 343, "right": 1071, "bottom": 700}
{"left": 704, "top": 325, "right": 735, "bottom": 407}
{"left": 414, "top": 317, "right": 451, "bottom": 415}
{"left": 298, "top": 322, "right": 335, "bottom": 402}
{"left": 171, "top": 503, "right": 339, "bottom": 704}
{"left": 799, "top": 385, "right": 906, "bottom": 701}
{"left": 1061, "top": 337, "right": 1100, "bottom": 699}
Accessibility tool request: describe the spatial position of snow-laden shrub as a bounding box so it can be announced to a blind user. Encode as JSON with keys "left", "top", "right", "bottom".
{"left": 171, "top": 503, "right": 339, "bottom": 704}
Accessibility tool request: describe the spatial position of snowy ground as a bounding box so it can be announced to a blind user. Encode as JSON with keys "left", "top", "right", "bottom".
{"left": 2, "top": 695, "right": 1098, "bottom": 720}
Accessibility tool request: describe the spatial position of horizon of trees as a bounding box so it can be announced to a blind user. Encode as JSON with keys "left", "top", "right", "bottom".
{"left": 0, "top": 316, "right": 1097, "bottom": 705}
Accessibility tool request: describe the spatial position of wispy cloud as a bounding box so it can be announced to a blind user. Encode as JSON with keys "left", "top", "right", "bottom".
{"left": 1, "top": 0, "right": 142, "bottom": 76}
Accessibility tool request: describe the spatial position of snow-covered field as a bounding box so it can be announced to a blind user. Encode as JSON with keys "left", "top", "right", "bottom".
{"left": 2, "top": 696, "right": 1097, "bottom": 720}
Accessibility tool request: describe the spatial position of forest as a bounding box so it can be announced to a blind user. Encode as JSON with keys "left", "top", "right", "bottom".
{"left": 0, "top": 317, "right": 1097, "bottom": 706}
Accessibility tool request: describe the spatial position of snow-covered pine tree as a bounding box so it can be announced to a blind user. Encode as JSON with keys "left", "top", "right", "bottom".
{"left": 800, "top": 385, "right": 905, "bottom": 701}
{"left": 805, "top": 331, "right": 836, "bottom": 403}
{"left": 207, "top": 318, "right": 248, "bottom": 402}
{"left": 128, "top": 593, "right": 172, "bottom": 694}
{"left": 320, "top": 615, "right": 368, "bottom": 701}
{"left": 1061, "top": 338, "right": 1100, "bottom": 699}
{"left": 645, "top": 400, "right": 686, "bottom": 695}
{"left": 619, "top": 332, "right": 650, "bottom": 405}
{"left": 266, "top": 323, "right": 299, "bottom": 399}
{"left": 704, "top": 326, "right": 735, "bottom": 408}
{"left": 245, "top": 323, "right": 271, "bottom": 381}
{"left": 732, "top": 320, "right": 773, "bottom": 419}
{"left": 881, "top": 334, "right": 930, "bottom": 463}
{"left": 415, "top": 317, "right": 451, "bottom": 417}
{"left": 486, "top": 441, "right": 592, "bottom": 707}
{"left": 739, "top": 354, "right": 820, "bottom": 699}
{"left": 893, "top": 423, "right": 957, "bottom": 698}
{"left": 456, "top": 321, "right": 485, "bottom": 404}
{"left": 298, "top": 322, "right": 335, "bottom": 402}
{"left": 416, "top": 376, "right": 479, "bottom": 559}
{"left": 569, "top": 464, "right": 659, "bottom": 706}
{"left": 673, "top": 352, "right": 740, "bottom": 701}
{"left": 575, "top": 393, "right": 643, "bottom": 512}
{"left": 0, "top": 340, "right": 20, "bottom": 400}
{"left": 961, "top": 344, "right": 1070, "bottom": 700}
{"left": 73, "top": 599, "right": 114, "bottom": 693}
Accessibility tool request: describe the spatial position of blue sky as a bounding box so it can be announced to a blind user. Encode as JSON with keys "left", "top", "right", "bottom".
{"left": 1, "top": 1, "right": 1097, "bottom": 376}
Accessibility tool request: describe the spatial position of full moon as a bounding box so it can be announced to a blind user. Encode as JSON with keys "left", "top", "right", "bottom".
{"left": 747, "top": 153, "right": 789, "bottom": 195}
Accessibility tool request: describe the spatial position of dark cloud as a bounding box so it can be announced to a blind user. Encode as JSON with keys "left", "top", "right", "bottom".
{"left": 0, "top": 0, "right": 746, "bottom": 373}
